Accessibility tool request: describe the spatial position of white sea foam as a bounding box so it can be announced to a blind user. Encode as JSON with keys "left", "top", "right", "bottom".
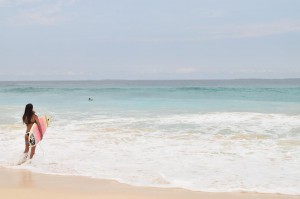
{"left": 1, "top": 112, "right": 300, "bottom": 195}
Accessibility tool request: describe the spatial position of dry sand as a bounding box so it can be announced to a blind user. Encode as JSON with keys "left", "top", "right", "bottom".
{"left": 1, "top": 167, "right": 299, "bottom": 199}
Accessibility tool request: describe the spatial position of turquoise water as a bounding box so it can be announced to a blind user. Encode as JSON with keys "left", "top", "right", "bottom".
{"left": 1, "top": 79, "right": 300, "bottom": 114}
{"left": 0, "top": 80, "right": 300, "bottom": 194}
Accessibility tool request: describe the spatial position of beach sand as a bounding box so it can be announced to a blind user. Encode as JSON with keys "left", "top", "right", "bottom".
{"left": 1, "top": 167, "right": 299, "bottom": 199}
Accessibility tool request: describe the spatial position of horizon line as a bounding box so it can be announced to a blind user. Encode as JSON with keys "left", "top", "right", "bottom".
{"left": 1, "top": 78, "right": 300, "bottom": 82}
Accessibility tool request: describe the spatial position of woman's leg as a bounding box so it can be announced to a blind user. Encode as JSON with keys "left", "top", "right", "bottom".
{"left": 24, "top": 135, "right": 29, "bottom": 153}
{"left": 30, "top": 146, "right": 36, "bottom": 159}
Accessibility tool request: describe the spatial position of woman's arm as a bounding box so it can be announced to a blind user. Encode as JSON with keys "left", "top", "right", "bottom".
{"left": 34, "top": 115, "right": 43, "bottom": 138}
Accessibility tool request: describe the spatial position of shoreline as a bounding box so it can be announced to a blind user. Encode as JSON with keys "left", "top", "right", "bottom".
{"left": 1, "top": 167, "right": 299, "bottom": 199}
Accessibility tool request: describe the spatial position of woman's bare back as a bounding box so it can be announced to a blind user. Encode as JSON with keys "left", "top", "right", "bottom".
{"left": 25, "top": 114, "right": 37, "bottom": 132}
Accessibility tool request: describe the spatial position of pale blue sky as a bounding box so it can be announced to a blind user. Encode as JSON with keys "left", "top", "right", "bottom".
{"left": 0, "top": 0, "right": 299, "bottom": 80}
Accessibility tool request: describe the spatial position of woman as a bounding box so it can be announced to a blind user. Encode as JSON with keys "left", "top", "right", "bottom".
{"left": 22, "top": 103, "right": 42, "bottom": 159}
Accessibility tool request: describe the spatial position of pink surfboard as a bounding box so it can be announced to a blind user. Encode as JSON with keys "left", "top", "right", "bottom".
{"left": 28, "top": 115, "right": 50, "bottom": 147}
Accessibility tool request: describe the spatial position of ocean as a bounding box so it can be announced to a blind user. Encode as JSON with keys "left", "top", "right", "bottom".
{"left": 0, "top": 79, "right": 299, "bottom": 194}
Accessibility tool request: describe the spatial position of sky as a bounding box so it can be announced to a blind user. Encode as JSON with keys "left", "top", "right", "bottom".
{"left": 0, "top": 0, "right": 299, "bottom": 80}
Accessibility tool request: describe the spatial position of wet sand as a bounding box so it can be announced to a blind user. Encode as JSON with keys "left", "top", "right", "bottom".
{"left": 1, "top": 167, "right": 299, "bottom": 199}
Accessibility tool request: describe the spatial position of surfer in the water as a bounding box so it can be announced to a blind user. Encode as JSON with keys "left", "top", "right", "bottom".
{"left": 22, "top": 103, "right": 43, "bottom": 159}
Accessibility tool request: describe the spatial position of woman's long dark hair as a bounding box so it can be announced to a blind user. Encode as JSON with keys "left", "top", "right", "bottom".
{"left": 22, "top": 103, "right": 35, "bottom": 124}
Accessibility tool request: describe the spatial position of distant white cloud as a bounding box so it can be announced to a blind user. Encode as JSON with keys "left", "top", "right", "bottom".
{"left": 10, "top": 3, "right": 66, "bottom": 26}
{"left": 137, "top": 20, "right": 300, "bottom": 43}
{"left": 175, "top": 67, "right": 199, "bottom": 74}
{"left": 0, "top": 0, "right": 40, "bottom": 7}
{"left": 2, "top": 0, "right": 78, "bottom": 26}
{"left": 192, "top": 20, "right": 300, "bottom": 40}
{"left": 198, "top": 10, "right": 226, "bottom": 19}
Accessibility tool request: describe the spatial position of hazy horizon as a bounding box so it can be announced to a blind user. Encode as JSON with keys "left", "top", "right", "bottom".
{"left": 0, "top": 78, "right": 300, "bottom": 82}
